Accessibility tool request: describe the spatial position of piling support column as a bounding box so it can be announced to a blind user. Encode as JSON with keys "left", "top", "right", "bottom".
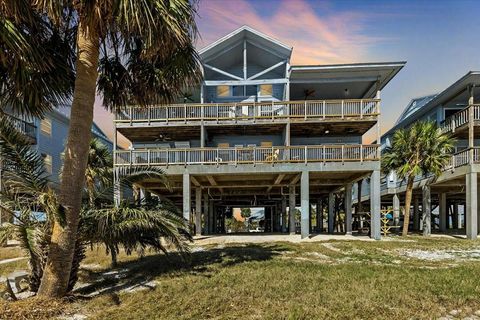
{"left": 413, "top": 197, "right": 420, "bottom": 231}
{"left": 466, "top": 172, "right": 478, "bottom": 239}
{"left": 203, "top": 193, "right": 209, "bottom": 234}
{"left": 300, "top": 171, "right": 310, "bottom": 239}
{"left": 439, "top": 193, "right": 447, "bottom": 232}
{"left": 316, "top": 198, "right": 323, "bottom": 233}
{"left": 289, "top": 185, "right": 296, "bottom": 234}
{"left": 328, "top": 192, "right": 335, "bottom": 234}
{"left": 195, "top": 188, "right": 202, "bottom": 236}
{"left": 370, "top": 170, "right": 381, "bottom": 240}
{"left": 183, "top": 172, "right": 191, "bottom": 226}
{"left": 345, "top": 183, "right": 353, "bottom": 235}
{"left": 281, "top": 195, "right": 287, "bottom": 233}
{"left": 422, "top": 185, "right": 431, "bottom": 236}
{"left": 393, "top": 194, "right": 400, "bottom": 227}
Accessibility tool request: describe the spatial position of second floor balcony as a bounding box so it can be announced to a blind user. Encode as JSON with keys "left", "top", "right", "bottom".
{"left": 114, "top": 99, "right": 380, "bottom": 126}
{"left": 114, "top": 144, "right": 379, "bottom": 167}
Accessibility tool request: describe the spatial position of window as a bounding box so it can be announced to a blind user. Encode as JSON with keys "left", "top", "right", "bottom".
{"left": 232, "top": 86, "right": 244, "bottom": 96}
{"left": 259, "top": 84, "right": 273, "bottom": 96}
{"left": 40, "top": 118, "right": 52, "bottom": 136}
{"left": 42, "top": 153, "right": 52, "bottom": 174}
{"left": 216, "top": 85, "right": 229, "bottom": 97}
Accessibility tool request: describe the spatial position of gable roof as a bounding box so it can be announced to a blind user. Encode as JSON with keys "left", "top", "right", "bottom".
{"left": 199, "top": 25, "right": 292, "bottom": 62}
{"left": 394, "top": 94, "right": 438, "bottom": 125}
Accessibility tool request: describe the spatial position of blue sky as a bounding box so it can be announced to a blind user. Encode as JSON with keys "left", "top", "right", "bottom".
{"left": 95, "top": 0, "right": 480, "bottom": 144}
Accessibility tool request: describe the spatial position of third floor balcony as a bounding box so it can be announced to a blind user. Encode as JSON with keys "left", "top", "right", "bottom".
{"left": 114, "top": 99, "right": 380, "bottom": 127}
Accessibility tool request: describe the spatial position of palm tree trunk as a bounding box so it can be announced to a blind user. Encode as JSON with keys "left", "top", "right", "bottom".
{"left": 109, "top": 244, "right": 118, "bottom": 268}
{"left": 38, "top": 21, "right": 99, "bottom": 298}
{"left": 402, "top": 176, "right": 415, "bottom": 236}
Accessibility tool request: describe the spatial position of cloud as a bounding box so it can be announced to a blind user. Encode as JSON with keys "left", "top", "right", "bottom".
{"left": 196, "top": 0, "right": 384, "bottom": 64}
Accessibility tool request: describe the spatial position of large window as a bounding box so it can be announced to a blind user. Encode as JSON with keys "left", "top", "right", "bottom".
{"left": 259, "top": 84, "right": 273, "bottom": 96}
{"left": 40, "top": 118, "right": 52, "bottom": 136}
{"left": 42, "top": 153, "right": 52, "bottom": 174}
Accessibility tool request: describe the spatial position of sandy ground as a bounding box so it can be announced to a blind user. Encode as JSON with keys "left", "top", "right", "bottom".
{"left": 193, "top": 232, "right": 467, "bottom": 245}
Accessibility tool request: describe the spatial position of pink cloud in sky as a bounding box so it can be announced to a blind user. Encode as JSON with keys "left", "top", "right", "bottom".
{"left": 196, "top": 0, "right": 383, "bottom": 64}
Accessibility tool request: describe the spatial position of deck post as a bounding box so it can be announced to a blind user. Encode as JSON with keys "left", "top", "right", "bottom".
{"left": 393, "top": 193, "right": 400, "bottom": 227}
{"left": 345, "top": 183, "right": 353, "bottom": 235}
{"left": 413, "top": 197, "right": 420, "bottom": 230}
{"left": 183, "top": 171, "right": 191, "bottom": 223}
{"left": 300, "top": 170, "right": 310, "bottom": 239}
{"left": 328, "top": 192, "right": 335, "bottom": 234}
{"left": 209, "top": 200, "right": 214, "bottom": 234}
{"left": 203, "top": 193, "right": 209, "bottom": 234}
{"left": 370, "top": 170, "right": 381, "bottom": 240}
{"left": 422, "top": 185, "right": 431, "bottom": 236}
{"left": 466, "top": 172, "right": 478, "bottom": 239}
{"left": 281, "top": 195, "right": 287, "bottom": 233}
{"left": 195, "top": 188, "right": 202, "bottom": 236}
{"left": 439, "top": 192, "right": 447, "bottom": 232}
{"left": 289, "top": 185, "right": 296, "bottom": 234}
{"left": 316, "top": 198, "right": 323, "bottom": 233}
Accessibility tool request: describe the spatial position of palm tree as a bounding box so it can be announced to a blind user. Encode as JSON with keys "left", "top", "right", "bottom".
{"left": 1, "top": 1, "right": 202, "bottom": 297}
{"left": 0, "top": 117, "right": 190, "bottom": 294}
{"left": 382, "top": 121, "right": 454, "bottom": 236}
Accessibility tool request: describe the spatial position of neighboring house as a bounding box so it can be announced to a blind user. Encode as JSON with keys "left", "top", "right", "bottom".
{"left": 365, "top": 72, "right": 480, "bottom": 239}
{"left": 112, "top": 25, "right": 405, "bottom": 239}
{"left": 6, "top": 106, "right": 113, "bottom": 186}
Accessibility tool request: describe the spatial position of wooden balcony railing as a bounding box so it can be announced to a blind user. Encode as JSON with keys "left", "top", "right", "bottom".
{"left": 443, "top": 147, "right": 480, "bottom": 170}
{"left": 114, "top": 144, "right": 380, "bottom": 167}
{"left": 440, "top": 105, "right": 480, "bottom": 134}
{"left": 114, "top": 99, "right": 380, "bottom": 124}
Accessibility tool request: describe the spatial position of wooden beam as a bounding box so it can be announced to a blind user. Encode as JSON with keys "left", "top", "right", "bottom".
{"left": 247, "top": 60, "right": 286, "bottom": 80}
{"left": 203, "top": 63, "right": 243, "bottom": 81}
{"left": 289, "top": 76, "right": 378, "bottom": 84}
{"left": 267, "top": 174, "right": 286, "bottom": 193}
{"left": 191, "top": 176, "right": 201, "bottom": 187}
{"left": 207, "top": 175, "right": 223, "bottom": 193}
{"left": 290, "top": 174, "right": 301, "bottom": 185}
{"left": 246, "top": 39, "right": 287, "bottom": 59}
{"left": 204, "top": 78, "right": 287, "bottom": 86}
{"left": 243, "top": 40, "right": 247, "bottom": 80}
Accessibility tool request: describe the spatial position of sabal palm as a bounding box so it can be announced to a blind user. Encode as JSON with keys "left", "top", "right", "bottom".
{"left": 1, "top": 0, "right": 201, "bottom": 297}
{"left": 382, "top": 121, "right": 454, "bottom": 236}
{"left": 0, "top": 117, "right": 190, "bottom": 293}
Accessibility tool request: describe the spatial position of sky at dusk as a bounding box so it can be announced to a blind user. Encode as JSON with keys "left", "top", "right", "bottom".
{"left": 94, "top": 0, "right": 480, "bottom": 146}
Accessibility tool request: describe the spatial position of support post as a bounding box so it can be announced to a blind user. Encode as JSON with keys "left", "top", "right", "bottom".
{"left": 195, "top": 188, "right": 202, "bottom": 236}
{"left": 300, "top": 171, "right": 309, "bottom": 239}
{"left": 357, "top": 180, "right": 363, "bottom": 213}
{"left": 203, "top": 193, "right": 209, "bottom": 234}
{"left": 183, "top": 172, "right": 191, "bottom": 223}
{"left": 413, "top": 197, "right": 420, "bottom": 231}
{"left": 316, "top": 198, "right": 323, "bottom": 233}
{"left": 466, "top": 172, "right": 478, "bottom": 239}
{"left": 345, "top": 183, "right": 353, "bottom": 235}
{"left": 209, "top": 200, "right": 214, "bottom": 234}
{"left": 281, "top": 195, "right": 287, "bottom": 233}
{"left": 453, "top": 204, "right": 459, "bottom": 229}
{"left": 370, "top": 170, "right": 381, "bottom": 240}
{"left": 328, "top": 192, "right": 335, "bottom": 234}
{"left": 289, "top": 185, "right": 296, "bottom": 234}
{"left": 422, "top": 185, "right": 431, "bottom": 236}
{"left": 439, "top": 193, "right": 447, "bottom": 232}
{"left": 393, "top": 194, "right": 400, "bottom": 227}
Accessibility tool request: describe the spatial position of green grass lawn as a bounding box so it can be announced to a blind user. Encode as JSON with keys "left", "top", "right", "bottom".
{"left": 2, "top": 237, "right": 480, "bottom": 319}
